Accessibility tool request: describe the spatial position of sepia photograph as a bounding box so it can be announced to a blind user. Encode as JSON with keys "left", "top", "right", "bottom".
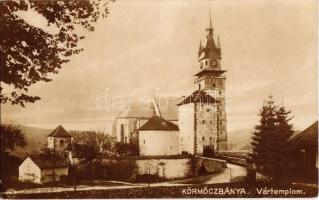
{"left": 0, "top": 0, "right": 318, "bottom": 198}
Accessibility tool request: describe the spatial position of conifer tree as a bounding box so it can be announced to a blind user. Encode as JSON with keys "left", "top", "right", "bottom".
{"left": 276, "top": 106, "right": 294, "bottom": 141}
{"left": 249, "top": 96, "right": 294, "bottom": 178}
{"left": 249, "top": 96, "right": 277, "bottom": 172}
{"left": 275, "top": 105, "right": 294, "bottom": 170}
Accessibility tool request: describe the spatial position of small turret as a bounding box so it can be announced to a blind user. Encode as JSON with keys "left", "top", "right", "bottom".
{"left": 217, "top": 36, "right": 221, "bottom": 49}
{"left": 198, "top": 41, "right": 203, "bottom": 57}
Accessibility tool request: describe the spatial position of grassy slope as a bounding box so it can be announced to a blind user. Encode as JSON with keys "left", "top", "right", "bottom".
{"left": 13, "top": 125, "right": 52, "bottom": 158}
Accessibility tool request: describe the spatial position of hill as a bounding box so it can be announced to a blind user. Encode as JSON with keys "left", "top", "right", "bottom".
{"left": 13, "top": 125, "right": 52, "bottom": 158}
{"left": 228, "top": 128, "right": 301, "bottom": 151}
{"left": 227, "top": 128, "right": 252, "bottom": 150}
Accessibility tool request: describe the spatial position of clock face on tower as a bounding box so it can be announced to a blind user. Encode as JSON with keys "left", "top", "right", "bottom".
{"left": 210, "top": 59, "right": 217, "bottom": 67}
{"left": 200, "top": 62, "right": 203, "bottom": 69}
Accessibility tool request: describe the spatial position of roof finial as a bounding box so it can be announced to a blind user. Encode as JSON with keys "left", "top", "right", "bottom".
{"left": 217, "top": 36, "right": 221, "bottom": 48}
{"left": 206, "top": 7, "right": 213, "bottom": 33}
{"left": 152, "top": 88, "right": 161, "bottom": 117}
{"left": 209, "top": 8, "right": 213, "bottom": 29}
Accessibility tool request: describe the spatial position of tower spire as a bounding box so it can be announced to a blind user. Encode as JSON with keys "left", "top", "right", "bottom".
{"left": 209, "top": 9, "right": 213, "bottom": 29}
{"left": 206, "top": 9, "right": 213, "bottom": 34}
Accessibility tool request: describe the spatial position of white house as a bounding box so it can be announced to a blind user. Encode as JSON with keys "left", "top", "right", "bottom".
{"left": 19, "top": 155, "right": 69, "bottom": 184}
{"left": 47, "top": 125, "right": 72, "bottom": 151}
{"left": 138, "top": 115, "right": 180, "bottom": 156}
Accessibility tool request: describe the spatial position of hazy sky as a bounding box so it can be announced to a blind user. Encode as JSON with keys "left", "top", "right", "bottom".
{"left": 2, "top": 0, "right": 317, "bottom": 132}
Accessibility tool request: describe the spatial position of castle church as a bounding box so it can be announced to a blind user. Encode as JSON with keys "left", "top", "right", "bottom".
{"left": 178, "top": 15, "right": 227, "bottom": 155}
{"left": 115, "top": 14, "right": 228, "bottom": 156}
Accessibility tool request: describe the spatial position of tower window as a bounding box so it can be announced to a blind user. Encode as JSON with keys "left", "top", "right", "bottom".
{"left": 210, "top": 120, "right": 212, "bottom": 124}
{"left": 205, "top": 61, "right": 208, "bottom": 65}
{"left": 202, "top": 120, "right": 205, "bottom": 124}
{"left": 60, "top": 140, "right": 64, "bottom": 147}
{"left": 209, "top": 137, "right": 212, "bottom": 141}
{"left": 202, "top": 136, "right": 205, "bottom": 141}
{"left": 143, "top": 140, "right": 145, "bottom": 144}
{"left": 213, "top": 84, "right": 216, "bottom": 88}
{"left": 170, "top": 146, "right": 172, "bottom": 150}
{"left": 219, "top": 91, "right": 222, "bottom": 95}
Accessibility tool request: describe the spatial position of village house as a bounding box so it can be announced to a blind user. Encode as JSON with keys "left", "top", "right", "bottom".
{"left": 287, "top": 121, "right": 318, "bottom": 181}
{"left": 18, "top": 155, "right": 69, "bottom": 184}
{"left": 19, "top": 125, "right": 72, "bottom": 184}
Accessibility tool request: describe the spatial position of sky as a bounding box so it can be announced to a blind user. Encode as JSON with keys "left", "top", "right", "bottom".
{"left": 2, "top": 0, "right": 318, "bottom": 132}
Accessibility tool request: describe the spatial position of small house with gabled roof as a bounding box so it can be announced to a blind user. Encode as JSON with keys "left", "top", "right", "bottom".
{"left": 47, "top": 125, "right": 72, "bottom": 151}
{"left": 19, "top": 155, "right": 69, "bottom": 184}
{"left": 287, "top": 121, "right": 318, "bottom": 180}
{"left": 138, "top": 115, "right": 180, "bottom": 156}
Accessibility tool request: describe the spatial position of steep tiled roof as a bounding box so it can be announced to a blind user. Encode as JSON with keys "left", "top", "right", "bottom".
{"left": 139, "top": 115, "right": 179, "bottom": 131}
{"left": 116, "top": 97, "right": 181, "bottom": 121}
{"left": 288, "top": 121, "right": 318, "bottom": 148}
{"left": 177, "top": 90, "right": 218, "bottom": 106}
{"left": 48, "top": 125, "right": 71, "bottom": 137}
{"left": 29, "top": 155, "right": 69, "bottom": 169}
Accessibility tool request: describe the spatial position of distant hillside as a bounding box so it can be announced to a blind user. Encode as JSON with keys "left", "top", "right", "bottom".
{"left": 13, "top": 125, "right": 52, "bottom": 158}
{"left": 228, "top": 128, "right": 301, "bottom": 151}
{"left": 228, "top": 128, "right": 252, "bottom": 150}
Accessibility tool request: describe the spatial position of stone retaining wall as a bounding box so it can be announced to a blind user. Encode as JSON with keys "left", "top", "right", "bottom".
{"left": 195, "top": 156, "right": 227, "bottom": 173}
{"left": 103, "top": 156, "right": 227, "bottom": 179}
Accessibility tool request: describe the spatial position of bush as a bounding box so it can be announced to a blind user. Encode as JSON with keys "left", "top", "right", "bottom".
{"left": 75, "top": 160, "right": 104, "bottom": 181}
{"left": 114, "top": 142, "right": 139, "bottom": 156}
{"left": 104, "top": 159, "right": 137, "bottom": 181}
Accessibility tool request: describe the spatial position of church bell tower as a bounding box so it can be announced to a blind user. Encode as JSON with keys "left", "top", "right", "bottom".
{"left": 195, "top": 14, "right": 228, "bottom": 151}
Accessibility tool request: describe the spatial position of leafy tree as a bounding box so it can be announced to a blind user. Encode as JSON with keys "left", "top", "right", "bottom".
{"left": 72, "top": 143, "right": 100, "bottom": 163}
{"left": 249, "top": 96, "right": 294, "bottom": 178}
{"left": 70, "top": 130, "right": 114, "bottom": 155}
{"left": 82, "top": 131, "right": 113, "bottom": 154}
{"left": 40, "top": 146, "right": 65, "bottom": 160}
{"left": 0, "top": 124, "right": 26, "bottom": 179}
{"left": 0, "top": 124, "right": 26, "bottom": 154}
{"left": 0, "top": 0, "right": 108, "bottom": 106}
